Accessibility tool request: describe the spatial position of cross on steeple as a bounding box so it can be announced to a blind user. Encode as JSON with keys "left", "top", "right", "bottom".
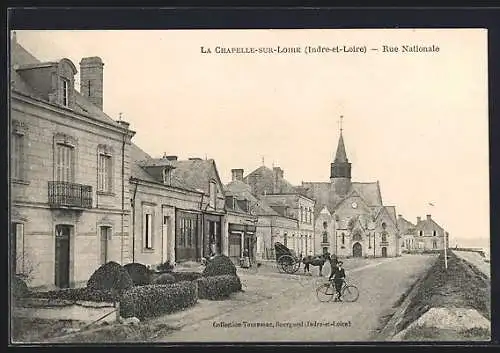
{"left": 338, "top": 115, "right": 344, "bottom": 133}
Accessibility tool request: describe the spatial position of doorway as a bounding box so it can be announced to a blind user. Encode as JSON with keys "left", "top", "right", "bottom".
{"left": 382, "top": 247, "right": 388, "bottom": 258}
{"left": 100, "top": 226, "right": 111, "bottom": 265}
{"left": 55, "top": 225, "right": 72, "bottom": 288}
{"left": 228, "top": 233, "right": 242, "bottom": 265}
{"left": 352, "top": 242, "right": 362, "bottom": 257}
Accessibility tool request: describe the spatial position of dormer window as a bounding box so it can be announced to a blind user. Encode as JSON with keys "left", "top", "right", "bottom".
{"left": 61, "top": 78, "right": 69, "bottom": 107}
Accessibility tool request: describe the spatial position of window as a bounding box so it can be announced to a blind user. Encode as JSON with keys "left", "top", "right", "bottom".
{"left": 433, "top": 240, "right": 437, "bottom": 249}
{"left": 284, "top": 233, "right": 288, "bottom": 247}
{"left": 381, "top": 222, "right": 387, "bottom": 230}
{"left": 368, "top": 233, "right": 372, "bottom": 249}
{"left": 433, "top": 230, "right": 437, "bottom": 236}
{"left": 322, "top": 231, "right": 328, "bottom": 243}
{"left": 419, "top": 230, "right": 423, "bottom": 237}
{"left": 61, "top": 78, "right": 69, "bottom": 107}
{"left": 144, "top": 213, "right": 153, "bottom": 249}
{"left": 353, "top": 231, "right": 362, "bottom": 242}
{"left": 209, "top": 181, "right": 217, "bottom": 208}
{"left": 300, "top": 206, "right": 304, "bottom": 222}
{"left": 381, "top": 232, "right": 387, "bottom": 243}
{"left": 11, "top": 133, "right": 24, "bottom": 180}
{"left": 98, "top": 153, "right": 112, "bottom": 192}
{"left": 56, "top": 143, "right": 75, "bottom": 182}
{"left": 341, "top": 233, "right": 345, "bottom": 245}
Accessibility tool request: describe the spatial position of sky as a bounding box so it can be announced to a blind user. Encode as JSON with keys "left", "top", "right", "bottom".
{"left": 14, "top": 29, "right": 489, "bottom": 246}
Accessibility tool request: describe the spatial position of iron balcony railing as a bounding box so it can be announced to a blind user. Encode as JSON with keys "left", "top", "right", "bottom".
{"left": 48, "top": 181, "right": 93, "bottom": 209}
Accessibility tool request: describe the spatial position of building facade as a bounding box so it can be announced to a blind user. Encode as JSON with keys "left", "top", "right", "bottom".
{"left": 139, "top": 156, "right": 227, "bottom": 262}
{"left": 129, "top": 145, "right": 203, "bottom": 267}
{"left": 10, "top": 37, "right": 135, "bottom": 288}
{"left": 407, "top": 215, "right": 448, "bottom": 252}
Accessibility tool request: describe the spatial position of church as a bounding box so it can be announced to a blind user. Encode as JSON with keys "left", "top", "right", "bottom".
{"left": 299, "top": 119, "right": 401, "bottom": 258}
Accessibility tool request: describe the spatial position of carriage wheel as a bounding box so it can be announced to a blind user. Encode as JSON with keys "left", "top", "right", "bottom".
{"left": 279, "top": 255, "right": 299, "bottom": 274}
{"left": 341, "top": 285, "right": 359, "bottom": 302}
{"left": 316, "top": 282, "right": 335, "bottom": 302}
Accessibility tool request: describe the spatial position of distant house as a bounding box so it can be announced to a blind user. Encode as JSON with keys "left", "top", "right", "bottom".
{"left": 397, "top": 214, "right": 417, "bottom": 253}
{"left": 139, "top": 156, "right": 226, "bottom": 262}
{"left": 413, "top": 215, "right": 448, "bottom": 252}
{"left": 243, "top": 166, "right": 315, "bottom": 258}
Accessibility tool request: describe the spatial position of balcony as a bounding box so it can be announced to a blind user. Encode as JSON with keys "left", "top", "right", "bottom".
{"left": 48, "top": 181, "right": 93, "bottom": 209}
{"left": 380, "top": 241, "right": 389, "bottom": 246}
{"left": 321, "top": 241, "right": 330, "bottom": 247}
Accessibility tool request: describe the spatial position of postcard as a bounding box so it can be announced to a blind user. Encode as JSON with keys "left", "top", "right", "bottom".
{"left": 9, "top": 27, "right": 490, "bottom": 344}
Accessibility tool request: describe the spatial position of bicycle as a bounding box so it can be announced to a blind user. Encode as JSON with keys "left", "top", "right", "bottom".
{"left": 316, "top": 278, "right": 359, "bottom": 303}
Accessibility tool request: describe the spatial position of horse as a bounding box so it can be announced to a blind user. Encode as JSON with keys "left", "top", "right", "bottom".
{"left": 302, "top": 253, "right": 338, "bottom": 276}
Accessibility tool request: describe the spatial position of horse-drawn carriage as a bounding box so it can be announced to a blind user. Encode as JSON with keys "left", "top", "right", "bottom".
{"left": 274, "top": 242, "right": 337, "bottom": 276}
{"left": 274, "top": 242, "right": 302, "bottom": 274}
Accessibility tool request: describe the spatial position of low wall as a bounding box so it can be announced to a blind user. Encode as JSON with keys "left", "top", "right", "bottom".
{"left": 13, "top": 298, "right": 119, "bottom": 324}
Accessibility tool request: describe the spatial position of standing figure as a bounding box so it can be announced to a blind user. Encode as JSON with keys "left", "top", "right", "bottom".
{"left": 329, "top": 260, "right": 346, "bottom": 301}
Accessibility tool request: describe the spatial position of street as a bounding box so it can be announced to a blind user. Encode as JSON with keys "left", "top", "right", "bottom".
{"left": 156, "top": 254, "right": 437, "bottom": 342}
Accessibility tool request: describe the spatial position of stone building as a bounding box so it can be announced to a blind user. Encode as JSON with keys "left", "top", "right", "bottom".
{"left": 230, "top": 166, "right": 315, "bottom": 259}
{"left": 301, "top": 127, "right": 400, "bottom": 258}
{"left": 10, "top": 36, "right": 135, "bottom": 288}
{"left": 410, "top": 215, "right": 448, "bottom": 252}
{"left": 224, "top": 169, "right": 258, "bottom": 265}
{"left": 129, "top": 147, "right": 203, "bottom": 267}
{"left": 224, "top": 168, "right": 304, "bottom": 260}
{"left": 138, "top": 157, "right": 227, "bottom": 262}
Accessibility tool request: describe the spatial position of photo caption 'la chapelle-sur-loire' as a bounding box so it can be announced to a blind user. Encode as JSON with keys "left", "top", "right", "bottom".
{"left": 200, "top": 44, "right": 440, "bottom": 55}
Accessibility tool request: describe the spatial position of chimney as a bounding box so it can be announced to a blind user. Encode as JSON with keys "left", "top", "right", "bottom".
{"left": 426, "top": 214, "right": 432, "bottom": 220}
{"left": 231, "top": 169, "right": 244, "bottom": 182}
{"left": 273, "top": 167, "right": 284, "bottom": 193}
{"left": 164, "top": 156, "right": 178, "bottom": 161}
{"left": 417, "top": 217, "right": 421, "bottom": 223}
{"left": 80, "top": 57, "right": 104, "bottom": 110}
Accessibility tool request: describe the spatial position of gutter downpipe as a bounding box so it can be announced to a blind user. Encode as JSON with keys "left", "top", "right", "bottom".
{"left": 131, "top": 179, "right": 139, "bottom": 263}
{"left": 121, "top": 132, "right": 126, "bottom": 264}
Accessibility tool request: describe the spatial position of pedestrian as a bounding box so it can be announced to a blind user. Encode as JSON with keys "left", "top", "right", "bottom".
{"left": 329, "top": 260, "right": 346, "bottom": 301}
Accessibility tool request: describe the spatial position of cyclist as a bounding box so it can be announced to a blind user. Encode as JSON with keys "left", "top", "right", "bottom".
{"left": 328, "top": 260, "right": 346, "bottom": 302}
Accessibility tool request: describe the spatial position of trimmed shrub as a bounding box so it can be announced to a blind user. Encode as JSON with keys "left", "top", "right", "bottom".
{"left": 87, "top": 261, "right": 134, "bottom": 292}
{"left": 197, "top": 275, "right": 242, "bottom": 300}
{"left": 157, "top": 261, "right": 175, "bottom": 273}
{"left": 12, "top": 275, "right": 29, "bottom": 299}
{"left": 170, "top": 271, "right": 202, "bottom": 282}
{"left": 153, "top": 273, "right": 176, "bottom": 285}
{"left": 202, "top": 255, "right": 237, "bottom": 277}
{"left": 28, "top": 287, "right": 119, "bottom": 302}
{"left": 120, "top": 281, "right": 198, "bottom": 319}
{"left": 124, "top": 263, "right": 152, "bottom": 286}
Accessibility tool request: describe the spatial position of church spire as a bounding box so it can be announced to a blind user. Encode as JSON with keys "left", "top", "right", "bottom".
{"left": 334, "top": 115, "right": 348, "bottom": 163}
{"left": 330, "top": 115, "right": 352, "bottom": 195}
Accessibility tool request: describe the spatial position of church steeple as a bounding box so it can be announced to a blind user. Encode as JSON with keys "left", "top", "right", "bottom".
{"left": 330, "top": 115, "right": 352, "bottom": 195}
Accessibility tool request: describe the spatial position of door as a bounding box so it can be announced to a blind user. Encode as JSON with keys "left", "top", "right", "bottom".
{"left": 228, "top": 233, "right": 242, "bottom": 265}
{"left": 100, "top": 226, "right": 111, "bottom": 265}
{"left": 55, "top": 225, "right": 71, "bottom": 288}
{"left": 382, "top": 247, "right": 388, "bottom": 257}
{"left": 352, "top": 242, "right": 362, "bottom": 257}
{"left": 175, "top": 213, "right": 198, "bottom": 262}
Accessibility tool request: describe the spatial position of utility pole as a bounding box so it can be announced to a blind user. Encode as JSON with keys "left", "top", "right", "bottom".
{"left": 444, "top": 231, "right": 448, "bottom": 270}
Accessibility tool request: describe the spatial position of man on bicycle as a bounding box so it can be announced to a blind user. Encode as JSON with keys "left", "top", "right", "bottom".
{"left": 329, "top": 260, "right": 346, "bottom": 302}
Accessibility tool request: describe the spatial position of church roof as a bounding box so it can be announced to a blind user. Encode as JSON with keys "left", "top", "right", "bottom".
{"left": 334, "top": 132, "right": 349, "bottom": 163}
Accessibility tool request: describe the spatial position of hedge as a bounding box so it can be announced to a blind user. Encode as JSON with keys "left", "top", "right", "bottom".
{"left": 120, "top": 281, "right": 198, "bottom": 319}
{"left": 87, "top": 261, "right": 134, "bottom": 292}
{"left": 153, "top": 273, "right": 176, "bottom": 284}
{"left": 202, "top": 255, "right": 237, "bottom": 277}
{"left": 170, "top": 271, "right": 202, "bottom": 282}
{"left": 197, "top": 275, "right": 242, "bottom": 300}
{"left": 28, "top": 287, "right": 120, "bottom": 302}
